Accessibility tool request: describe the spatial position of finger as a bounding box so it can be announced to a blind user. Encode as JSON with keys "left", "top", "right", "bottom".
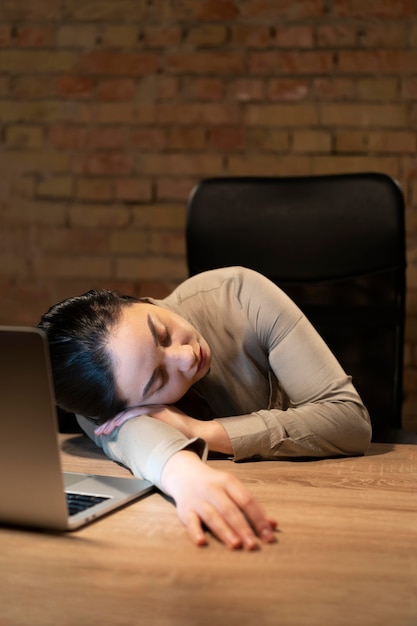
{"left": 94, "top": 406, "right": 151, "bottom": 436}
{"left": 182, "top": 511, "right": 208, "bottom": 547}
{"left": 225, "top": 479, "right": 277, "bottom": 544}
{"left": 196, "top": 501, "right": 248, "bottom": 550}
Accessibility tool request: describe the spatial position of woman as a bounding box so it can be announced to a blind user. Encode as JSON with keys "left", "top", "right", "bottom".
{"left": 39, "top": 266, "right": 371, "bottom": 549}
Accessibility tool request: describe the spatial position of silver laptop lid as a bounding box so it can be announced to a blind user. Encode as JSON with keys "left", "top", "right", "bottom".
{"left": 0, "top": 326, "right": 70, "bottom": 529}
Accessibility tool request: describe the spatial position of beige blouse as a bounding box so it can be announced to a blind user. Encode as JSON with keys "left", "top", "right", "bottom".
{"left": 77, "top": 267, "right": 371, "bottom": 489}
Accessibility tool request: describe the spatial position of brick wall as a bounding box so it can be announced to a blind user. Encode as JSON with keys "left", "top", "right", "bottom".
{"left": 0, "top": 0, "right": 416, "bottom": 430}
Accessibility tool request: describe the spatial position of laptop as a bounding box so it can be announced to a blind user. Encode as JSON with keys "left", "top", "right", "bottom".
{"left": 0, "top": 325, "right": 153, "bottom": 531}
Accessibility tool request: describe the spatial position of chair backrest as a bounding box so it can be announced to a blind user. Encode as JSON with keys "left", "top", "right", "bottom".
{"left": 186, "top": 173, "right": 406, "bottom": 441}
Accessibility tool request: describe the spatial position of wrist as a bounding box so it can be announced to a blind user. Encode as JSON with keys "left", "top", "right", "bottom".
{"left": 200, "top": 420, "right": 233, "bottom": 455}
{"left": 161, "top": 449, "right": 201, "bottom": 498}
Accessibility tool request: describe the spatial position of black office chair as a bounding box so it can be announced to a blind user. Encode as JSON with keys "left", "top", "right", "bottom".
{"left": 186, "top": 173, "right": 407, "bottom": 442}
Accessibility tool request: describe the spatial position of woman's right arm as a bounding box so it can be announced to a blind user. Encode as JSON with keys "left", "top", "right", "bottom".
{"left": 76, "top": 413, "right": 207, "bottom": 489}
{"left": 76, "top": 414, "right": 277, "bottom": 548}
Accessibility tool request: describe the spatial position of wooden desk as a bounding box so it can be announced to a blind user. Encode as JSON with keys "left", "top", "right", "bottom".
{"left": 1, "top": 436, "right": 416, "bottom": 626}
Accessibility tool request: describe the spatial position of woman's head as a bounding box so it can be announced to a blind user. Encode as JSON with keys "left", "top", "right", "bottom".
{"left": 38, "top": 289, "right": 138, "bottom": 422}
{"left": 38, "top": 289, "right": 211, "bottom": 423}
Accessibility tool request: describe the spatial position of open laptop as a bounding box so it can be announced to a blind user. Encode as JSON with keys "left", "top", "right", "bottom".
{"left": 0, "top": 325, "right": 153, "bottom": 531}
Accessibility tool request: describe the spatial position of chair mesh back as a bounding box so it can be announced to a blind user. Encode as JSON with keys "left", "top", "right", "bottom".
{"left": 186, "top": 173, "right": 406, "bottom": 441}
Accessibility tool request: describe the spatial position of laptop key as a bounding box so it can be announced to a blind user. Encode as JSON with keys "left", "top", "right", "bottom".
{"left": 66, "top": 492, "right": 109, "bottom": 516}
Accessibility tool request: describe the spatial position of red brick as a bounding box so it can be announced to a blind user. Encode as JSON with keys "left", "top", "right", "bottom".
{"left": 183, "top": 78, "right": 225, "bottom": 101}
{"left": 195, "top": 0, "right": 239, "bottom": 20}
{"left": 11, "top": 76, "right": 57, "bottom": 99}
{"left": 99, "top": 25, "right": 138, "bottom": 48}
{"left": 369, "top": 131, "right": 416, "bottom": 154}
{"left": 56, "top": 24, "right": 97, "bottom": 48}
{"left": 292, "top": 130, "right": 331, "bottom": 153}
{"left": 115, "top": 178, "right": 153, "bottom": 203}
{"left": 156, "top": 178, "right": 197, "bottom": 201}
{"left": 333, "top": 0, "right": 416, "bottom": 18}
{"left": 140, "top": 26, "right": 182, "bottom": 49}
{"left": 0, "top": 0, "right": 60, "bottom": 20}
{"left": 39, "top": 226, "right": 110, "bottom": 254}
{"left": 36, "top": 176, "right": 74, "bottom": 199}
{"left": 245, "top": 103, "right": 318, "bottom": 127}
{"left": 249, "top": 51, "right": 334, "bottom": 75}
{"left": 166, "top": 52, "right": 244, "bottom": 75}
{"left": 58, "top": 75, "right": 95, "bottom": 99}
{"left": 0, "top": 50, "right": 77, "bottom": 72}
{"left": 267, "top": 79, "right": 309, "bottom": 101}
{"left": 312, "top": 78, "right": 355, "bottom": 99}
{"left": 5, "top": 125, "right": 44, "bottom": 148}
{"left": 69, "top": 204, "right": 130, "bottom": 229}
{"left": 168, "top": 128, "right": 206, "bottom": 151}
{"left": 85, "top": 127, "right": 126, "bottom": 149}
{"left": 228, "top": 79, "right": 265, "bottom": 102}
{"left": 155, "top": 77, "right": 179, "bottom": 100}
{"left": 80, "top": 52, "right": 160, "bottom": 76}
{"left": 15, "top": 26, "right": 55, "bottom": 47}
{"left": 402, "top": 78, "right": 417, "bottom": 100}
{"left": 64, "top": 0, "right": 146, "bottom": 21}
{"left": 316, "top": 24, "right": 357, "bottom": 47}
{"left": 335, "top": 131, "right": 369, "bottom": 153}
{"left": 96, "top": 79, "right": 135, "bottom": 101}
{"left": 355, "top": 23, "right": 407, "bottom": 47}
{"left": 156, "top": 103, "right": 240, "bottom": 125}
{"left": 185, "top": 24, "right": 228, "bottom": 47}
{"left": 149, "top": 231, "right": 185, "bottom": 256}
{"left": 208, "top": 126, "right": 245, "bottom": 151}
{"left": 110, "top": 230, "right": 148, "bottom": 255}
{"left": 231, "top": 25, "right": 271, "bottom": 48}
{"left": 75, "top": 178, "right": 114, "bottom": 203}
{"left": 246, "top": 128, "right": 289, "bottom": 152}
{"left": 320, "top": 103, "right": 407, "bottom": 127}
{"left": 131, "top": 128, "right": 166, "bottom": 150}
{"left": 77, "top": 152, "right": 132, "bottom": 176}
{"left": 0, "top": 76, "right": 9, "bottom": 96}
{"left": 39, "top": 255, "right": 112, "bottom": 279}
{"left": 241, "top": 0, "right": 324, "bottom": 18}
{"left": 95, "top": 103, "right": 136, "bottom": 123}
{"left": 337, "top": 50, "right": 416, "bottom": 74}
{"left": 116, "top": 256, "right": 187, "bottom": 281}
{"left": 0, "top": 25, "right": 12, "bottom": 46}
{"left": 272, "top": 25, "right": 314, "bottom": 48}
{"left": 140, "top": 153, "right": 223, "bottom": 176}
{"left": 48, "top": 126, "right": 85, "bottom": 149}
{"left": 356, "top": 78, "right": 398, "bottom": 100}
{"left": 227, "top": 154, "right": 313, "bottom": 176}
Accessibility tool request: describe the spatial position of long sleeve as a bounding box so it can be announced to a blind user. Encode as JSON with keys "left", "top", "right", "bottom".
{"left": 210, "top": 268, "right": 372, "bottom": 460}
{"left": 76, "top": 414, "right": 207, "bottom": 490}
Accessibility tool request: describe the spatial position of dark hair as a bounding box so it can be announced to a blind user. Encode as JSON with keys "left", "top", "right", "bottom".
{"left": 38, "top": 289, "right": 140, "bottom": 423}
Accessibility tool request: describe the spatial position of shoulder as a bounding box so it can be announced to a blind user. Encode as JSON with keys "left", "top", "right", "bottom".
{"left": 161, "top": 266, "right": 299, "bottom": 325}
{"left": 155, "top": 267, "right": 263, "bottom": 321}
{"left": 163, "top": 266, "right": 246, "bottom": 302}
{"left": 172, "top": 266, "right": 266, "bottom": 299}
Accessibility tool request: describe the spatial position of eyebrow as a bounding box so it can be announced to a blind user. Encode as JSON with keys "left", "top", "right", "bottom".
{"left": 142, "top": 314, "right": 159, "bottom": 400}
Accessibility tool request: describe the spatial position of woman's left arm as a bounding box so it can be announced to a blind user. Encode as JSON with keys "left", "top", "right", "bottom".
{"left": 210, "top": 269, "right": 372, "bottom": 460}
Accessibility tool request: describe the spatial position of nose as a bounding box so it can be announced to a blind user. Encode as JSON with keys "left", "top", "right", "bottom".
{"left": 165, "top": 343, "right": 196, "bottom": 372}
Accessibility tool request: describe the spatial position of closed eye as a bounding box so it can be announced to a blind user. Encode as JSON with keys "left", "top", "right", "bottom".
{"left": 160, "top": 325, "right": 171, "bottom": 347}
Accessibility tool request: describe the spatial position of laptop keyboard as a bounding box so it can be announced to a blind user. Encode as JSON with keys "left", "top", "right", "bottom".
{"left": 66, "top": 492, "right": 109, "bottom": 516}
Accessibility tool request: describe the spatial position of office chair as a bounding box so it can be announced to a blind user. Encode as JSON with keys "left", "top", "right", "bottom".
{"left": 186, "top": 173, "right": 407, "bottom": 442}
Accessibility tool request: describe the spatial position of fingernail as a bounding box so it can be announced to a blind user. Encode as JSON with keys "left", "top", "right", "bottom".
{"left": 261, "top": 528, "right": 276, "bottom": 543}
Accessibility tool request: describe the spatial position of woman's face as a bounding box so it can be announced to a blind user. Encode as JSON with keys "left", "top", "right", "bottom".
{"left": 107, "top": 302, "right": 211, "bottom": 409}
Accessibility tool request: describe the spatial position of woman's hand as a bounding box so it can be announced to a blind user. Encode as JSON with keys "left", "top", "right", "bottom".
{"left": 93, "top": 405, "right": 167, "bottom": 436}
{"left": 161, "top": 449, "right": 277, "bottom": 550}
